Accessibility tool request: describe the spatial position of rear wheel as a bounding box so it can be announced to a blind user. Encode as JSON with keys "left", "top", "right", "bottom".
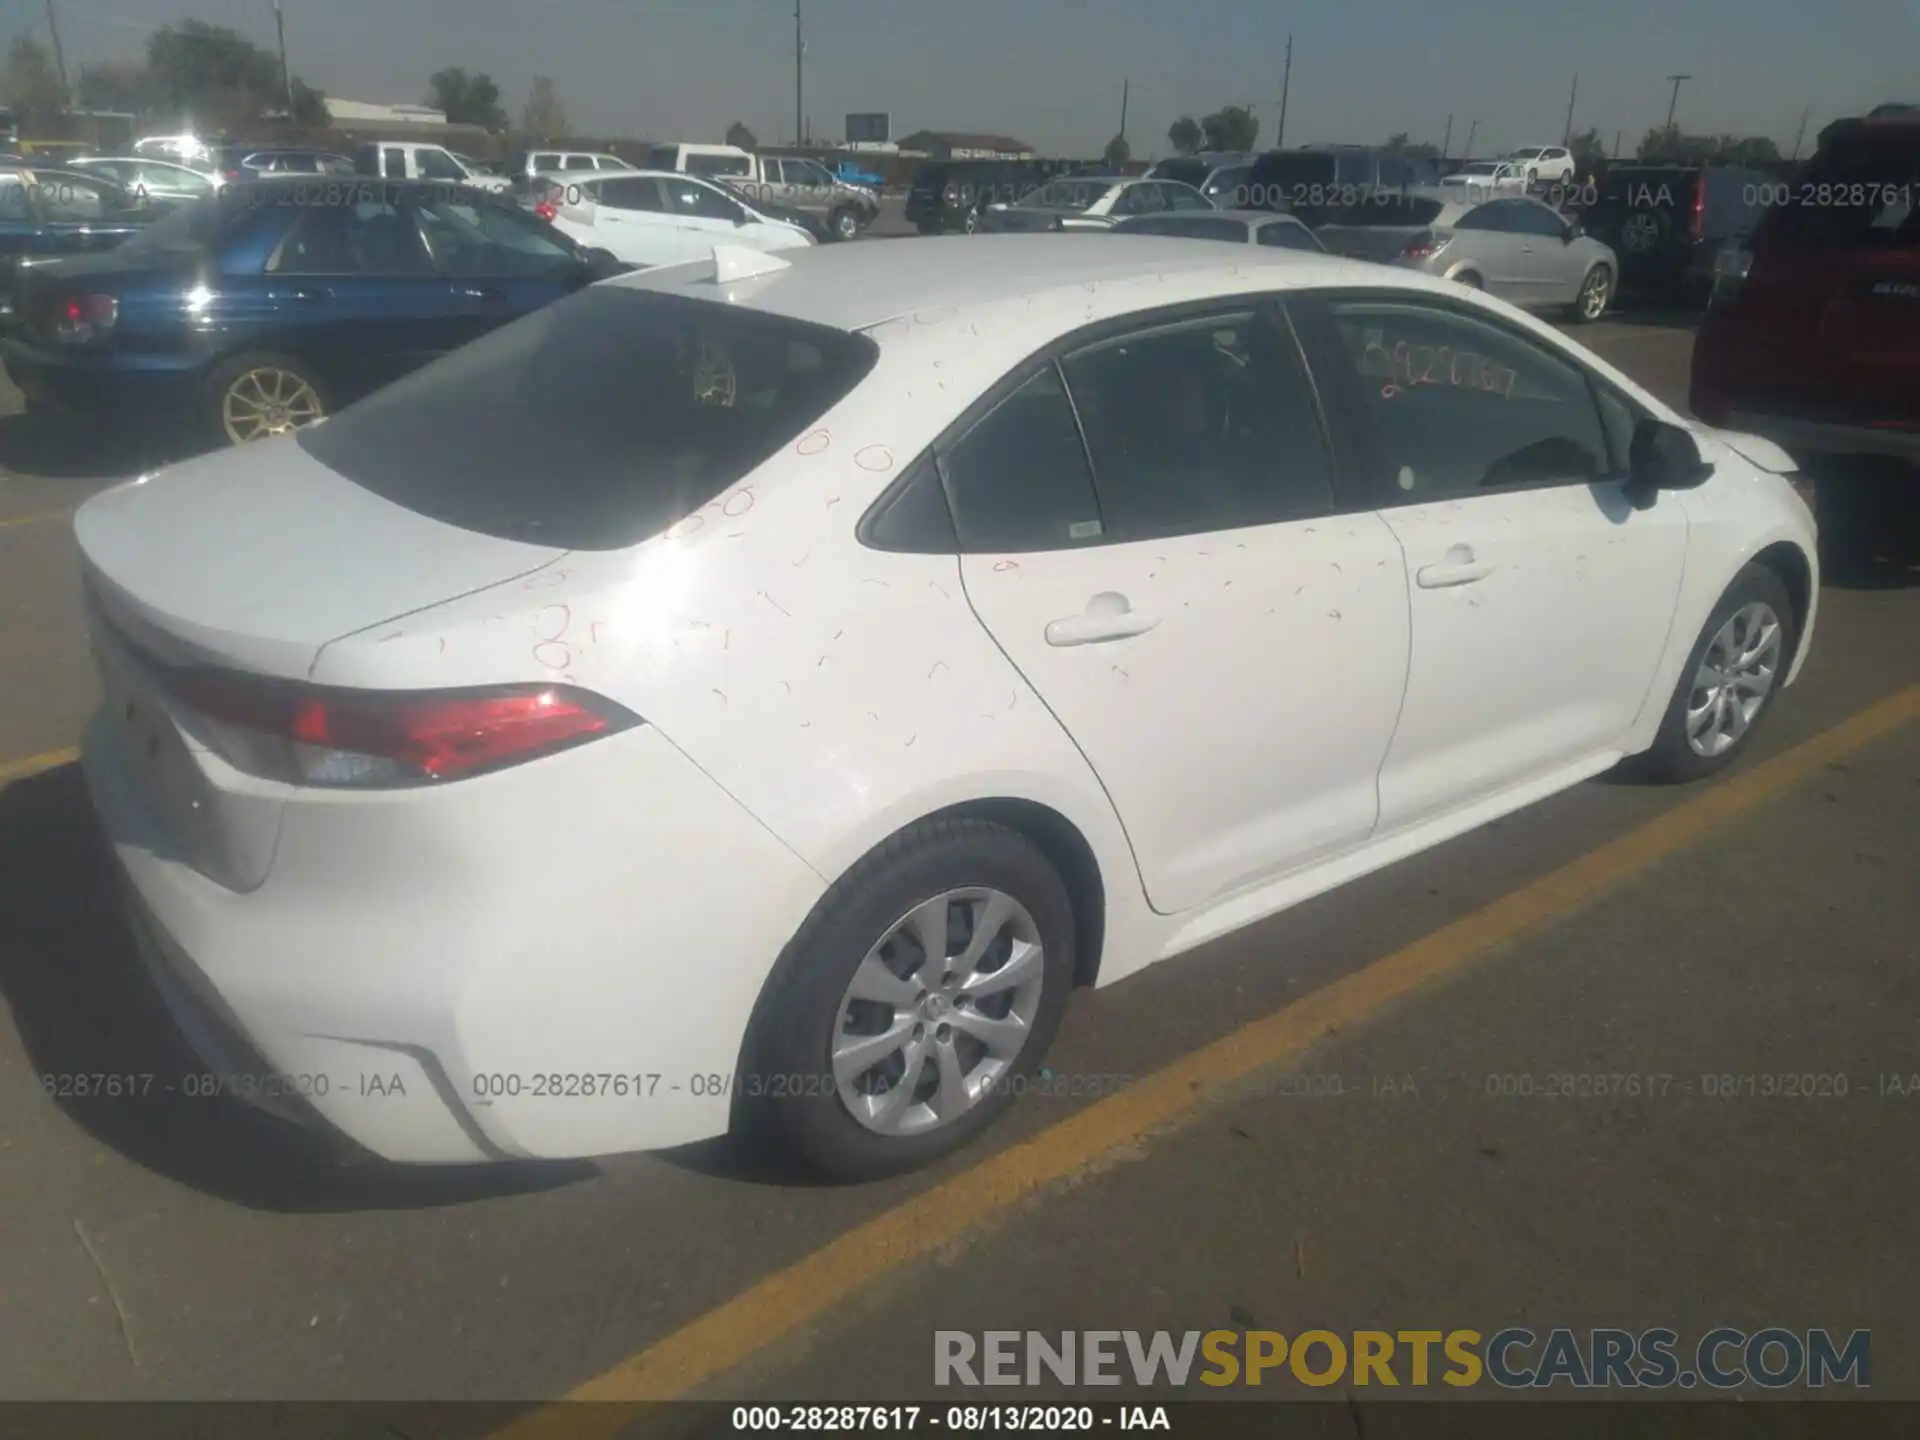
{"left": 1452, "top": 270, "right": 1483, "bottom": 290}
{"left": 736, "top": 818, "right": 1076, "bottom": 1181}
{"left": 829, "top": 206, "right": 861, "bottom": 241}
{"left": 204, "top": 351, "right": 329, "bottom": 446}
{"left": 961, "top": 204, "right": 985, "bottom": 235}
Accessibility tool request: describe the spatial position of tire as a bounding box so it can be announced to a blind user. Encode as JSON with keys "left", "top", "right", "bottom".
{"left": 203, "top": 351, "right": 330, "bottom": 447}
{"left": 1619, "top": 208, "right": 1670, "bottom": 257}
{"left": 1452, "top": 270, "right": 1484, "bottom": 290}
{"left": 1635, "top": 563, "right": 1797, "bottom": 783}
{"left": 829, "top": 206, "right": 861, "bottom": 242}
{"left": 735, "top": 818, "right": 1077, "bottom": 1181}
{"left": 961, "top": 204, "right": 984, "bottom": 235}
{"left": 1566, "top": 264, "right": 1613, "bottom": 323}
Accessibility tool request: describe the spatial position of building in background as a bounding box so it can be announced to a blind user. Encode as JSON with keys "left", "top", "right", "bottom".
{"left": 895, "top": 130, "right": 1034, "bottom": 160}
{"left": 324, "top": 100, "right": 448, "bottom": 127}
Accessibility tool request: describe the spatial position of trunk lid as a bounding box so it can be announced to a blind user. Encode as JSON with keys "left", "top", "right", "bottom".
{"left": 75, "top": 436, "right": 568, "bottom": 683}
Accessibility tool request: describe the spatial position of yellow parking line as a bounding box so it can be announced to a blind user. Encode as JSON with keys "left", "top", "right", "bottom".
{"left": 489, "top": 683, "right": 1919, "bottom": 1438}
{"left": 0, "top": 509, "right": 70, "bottom": 533}
{"left": 0, "top": 745, "right": 80, "bottom": 786}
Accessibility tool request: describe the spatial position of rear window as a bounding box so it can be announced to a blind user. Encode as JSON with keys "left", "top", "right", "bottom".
{"left": 1316, "top": 196, "right": 1446, "bottom": 228}
{"left": 1151, "top": 158, "right": 1210, "bottom": 188}
{"left": 1117, "top": 214, "right": 1248, "bottom": 242}
{"left": 297, "top": 289, "right": 880, "bottom": 550}
{"left": 1762, "top": 137, "right": 1920, "bottom": 249}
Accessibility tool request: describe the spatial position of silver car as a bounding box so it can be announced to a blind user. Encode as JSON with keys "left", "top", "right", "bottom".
{"left": 1318, "top": 194, "right": 1619, "bottom": 322}
{"left": 979, "top": 176, "right": 1213, "bottom": 232}
{"left": 1109, "top": 208, "right": 1325, "bottom": 251}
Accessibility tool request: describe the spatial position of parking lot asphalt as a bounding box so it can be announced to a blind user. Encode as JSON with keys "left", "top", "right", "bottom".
{"left": 0, "top": 317, "right": 1915, "bottom": 1417}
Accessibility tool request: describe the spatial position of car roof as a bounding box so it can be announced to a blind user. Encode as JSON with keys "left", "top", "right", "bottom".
{"left": 608, "top": 233, "right": 1417, "bottom": 332}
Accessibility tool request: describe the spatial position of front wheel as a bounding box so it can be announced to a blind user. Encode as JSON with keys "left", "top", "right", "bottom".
{"left": 829, "top": 206, "right": 862, "bottom": 242}
{"left": 961, "top": 204, "right": 985, "bottom": 235}
{"left": 204, "top": 351, "right": 329, "bottom": 446}
{"left": 1567, "top": 264, "right": 1613, "bottom": 322}
{"left": 735, "top": 818, "right": 1077, "bottom": 1181}
{"left": 1634, "top": 563, "right": 1796, "bottom": 783}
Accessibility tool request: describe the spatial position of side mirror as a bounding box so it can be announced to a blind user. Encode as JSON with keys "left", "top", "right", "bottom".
{"left": 1563, "top": 219, "right": 1583, "bottom": 242}
{"left": 1625, "top": 418, "right": 1714, "bottom": 509}
{"left": 733, "top": 209, "right": 753, "bottom": 226}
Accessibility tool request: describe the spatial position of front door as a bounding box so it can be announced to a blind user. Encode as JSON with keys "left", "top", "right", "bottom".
{"left": 1303, "top": 293, "right": 1690, "bottom": 832}
{"left": 951, "top": 304, "right": 1410, "bottom": 914}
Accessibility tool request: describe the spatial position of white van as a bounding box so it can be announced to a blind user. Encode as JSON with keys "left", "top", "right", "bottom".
{"left": 645, "top": 143, "right": 755, "bottom": 180}
{"left": 538, "top": 168, "right": 812, "bottom": 267}
{"left": 353, "top": 141, "right": 511, "bottom": 192}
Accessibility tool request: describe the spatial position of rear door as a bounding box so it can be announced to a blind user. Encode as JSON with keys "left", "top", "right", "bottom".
{"left": 577, "top": 176, "right": 685, "bottom": 265}
{"left": 952, "top": 303, "right": 1410, "bottom": 914}
{"left": 661, "top": 174, "right": 754, "bottom": 252}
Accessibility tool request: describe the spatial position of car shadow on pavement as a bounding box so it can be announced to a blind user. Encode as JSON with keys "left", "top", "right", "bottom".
{"left": 0, "top": 410, "right": 184, "bottom": 482}
{"left": 0, "top": 763, "right": 595, "bottom": 1212}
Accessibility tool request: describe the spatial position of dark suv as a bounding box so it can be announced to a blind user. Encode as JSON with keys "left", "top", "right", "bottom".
{"left": 1581, "top": 163, "right": 1775, "bottom": 302}
{"left": 905, "top": 159, "right": 1081, "bottom": 234}
{"left": 1690, "top": 111, "right": 1920, "bottom": 577}
{"left": 1241, "top": 148, "right": 1441, "bottom": 225}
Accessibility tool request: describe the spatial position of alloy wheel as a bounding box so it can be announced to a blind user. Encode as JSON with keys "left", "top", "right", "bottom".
{"left": 1621, "top": 213, "right": 1660, "bottom": 253}
{"left": 1580, "top": 268, "right": 1612, "bottom": 319}
{"left": 222, "top": 367, "right": 324, "bottom": 444}
{"left": 1686, "top": 601, "right": 1783, "bottom": 757}
{"left": 831, "top": 887, "right": 1047, "bottom": 1137}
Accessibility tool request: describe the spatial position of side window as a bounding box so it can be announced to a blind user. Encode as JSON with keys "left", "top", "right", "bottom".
{"left": 417, "top": 148, "right": 465, "bottom": 181}
{"left": 278, "top": 153, "right": 320, "bottom": 174}
{"left": 1325, "top": 299, "right": 1611, "bottom": 502}
{"left": 595, "top": 156, "right": 626, "bottom": 170}
{"left": 1512, "top": 202, "right": 1568, "bottom": 237}
{"left": 597, "top": 177, "right": 665, "bottom": 212}
{"left": 414, "top": 198, "right": 579, "bottom": 277}
{"left": 1167, "top": 185, "right": 1213, "bottom": 211}
{"left": 270, "top": 202, "right": 433, "bottom": 275}
{"left": 562, "top": 155, "right": 596, "bottom": 171}
{"left": 381, "top": 147, "right": 407, "bottom": 179}
{"left": 761, "top": 159, "right": 789, "bottom": 183}
{"left": 533, "top": 153, "right": 562, "bottom": 171}
{"left": 1378, "top": 157, "right": 1411, "bottom": 190}
{"left": 1258, "top": 219, "right": 1320, "bottom": 251}
{"left": 665, "top": 178, "right": 743, "bottom": 221}
{"left": 1454, "top": 202, "right": 1514, "bottom": 232}
{"left": 863, "top": 455, "right": 958, "bottom": 553}
{"left": 940, "top": 366, "right": 1105, "bottom": 553}
{"left": 1061, "top": 309, "right": 1336, "bottom": 541}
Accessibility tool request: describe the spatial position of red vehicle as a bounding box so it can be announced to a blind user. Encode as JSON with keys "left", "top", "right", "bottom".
{"left": 1690, "top": 106, "right": 1920, "bottom": 577}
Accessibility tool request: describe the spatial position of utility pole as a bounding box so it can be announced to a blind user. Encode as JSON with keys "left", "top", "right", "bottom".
{"left": 1441, "top": 112, "right": 1453, "bottom": 159}
{"left": 1664, "top": 74, "right": 1690, "bottom": 132}
{"left": 1562, "top": 73, "right": 1578, "bottom": 146}
{"left": 1275, "top": 34, "right": 1292, "bottom": 148}
{"left": 274, "top": 0, "right": 295, "bottom": 122}
{"left": 794, "top": 0, "right": 804, "bottom": 146}
{"left": 43, "top": 0, "right": 69, "bottom": 104}
{"left": 1119, "top": 77, "right": 1129, "bottom": 140}
{"left": 1464, "top": 118, "right": 1479, "bottom": 157}
{"left": 1789, "top": 107, "right": 1810, "bottom": 161}
{"left": 1613, "top": 129, "right": 1622, "bottom": 158}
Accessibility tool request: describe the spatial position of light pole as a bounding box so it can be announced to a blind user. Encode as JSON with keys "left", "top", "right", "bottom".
{"left": 794, "top": 0, "right": 804, "bottom": 146}
{"left": 1664, "top": 74, "right": 1690, "bottom": 132}
{"left": 1275, "top": 34, "right": 1291, "bottom": 148}
{"left": 275, "top": 0, "right": 295, "bottom": 121}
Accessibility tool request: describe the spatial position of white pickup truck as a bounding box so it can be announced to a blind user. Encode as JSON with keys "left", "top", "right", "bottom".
{"left": 351, "top": 142, "right": 511, "bottom": 193}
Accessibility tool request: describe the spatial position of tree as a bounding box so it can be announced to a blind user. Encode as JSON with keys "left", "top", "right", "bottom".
{"left": 1167, "top": 115, "right": 1203, "bottom": 155}
{"left": 428, "top": 67, "right": 506, "bottom": 130}
{"left": 1637, "top": 126, "right": 1781, "bottom": 168}
{"left": 725, "top": 121, "right": 758, "bottom": 149}
{"left": 77, "top": 60, "right": 157, "bottom": 115}
{"left": 1382, "top": 131, "right": 1440, "bottom": 160}
{"left": 521, "top": 76, "right": 569, "bottom": 141}
{"left": 1567, "top": 126, "right": 1607, "bottom": 176}
{"left": 144, "top": 20, "right": 325, "bottom": 130}
{"left": 2, "top": 35, "right": 68, "bottom": 127}
{"left": 1103, "top": 132, "right": 1131, "bottom": 170}
{"left": 1200, "top": 105, "right": 1258, "bottom": 153}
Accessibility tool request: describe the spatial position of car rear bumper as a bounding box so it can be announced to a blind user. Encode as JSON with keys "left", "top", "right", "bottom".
{"left": 1725, "top": 412, "right": 1920, "bottom": 467}
{"left": 82, "top": 709, "right": 829, "bottom": 1165}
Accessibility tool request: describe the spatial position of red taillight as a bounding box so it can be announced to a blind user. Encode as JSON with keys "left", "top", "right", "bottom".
{"left": 942, "top": 183, "right": 959, "bottom": 202}
{"left": 223, "top": 168, "right": 242, "bottom": 181}
{"left": 1689, "top": 172, "right": 1706, "bottom": 242}
{"left": 534, "top": 200, "right": 558, "bottom": 221}
{"left": 1401, "top": 233, "right": 1444, "bottom": 260}
{"left": 171, "top": 673, "right": 636, "bottom": 788}
{"left": 50, "top": 292, "right": 118, "bottom": 344}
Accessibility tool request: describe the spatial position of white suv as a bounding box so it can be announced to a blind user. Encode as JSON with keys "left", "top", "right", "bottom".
{"left": 1506, "top": 146, "right": 1577, "bottom": 185}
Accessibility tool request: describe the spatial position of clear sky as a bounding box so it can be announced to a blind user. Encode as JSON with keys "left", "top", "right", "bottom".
{"left": 26, "top": 0, "right": 1920, "bottom": 158}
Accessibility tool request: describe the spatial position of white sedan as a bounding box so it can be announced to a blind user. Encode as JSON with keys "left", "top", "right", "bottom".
{"left": 533, "top": 167, "right": 812, "bottom": 267}
{"left": 74, "top": 236, "right": 1817, "bottom": 1180}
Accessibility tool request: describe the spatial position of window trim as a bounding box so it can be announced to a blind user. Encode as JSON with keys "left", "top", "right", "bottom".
{"left": 857, "top": 290, "right": 1372, "bottom": 555}
{"left": 1288, "top": 287, "right": 1640, "bottom": 510}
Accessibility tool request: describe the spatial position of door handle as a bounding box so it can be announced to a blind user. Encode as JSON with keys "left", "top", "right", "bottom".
{"left": 452, "top": 284, "right": 505, "bottom": 302}
{"left": 1044, "top": 592, "right": 1160, "bottom": 647}
{"left": 1416, "top": 545, "right": 1495, "bottom": 589}
{"left": 271, "top": 286, "right": 331, "bottom": 302}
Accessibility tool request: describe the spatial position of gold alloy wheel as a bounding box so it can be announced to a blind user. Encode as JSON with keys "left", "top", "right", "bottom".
{"left": 222, "top": 366, "right": 325, "bottom": 443}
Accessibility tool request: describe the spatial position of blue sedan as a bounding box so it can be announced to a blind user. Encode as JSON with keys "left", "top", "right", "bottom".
{"left": 2, "top": 176, "right": 624, "bottom": 446}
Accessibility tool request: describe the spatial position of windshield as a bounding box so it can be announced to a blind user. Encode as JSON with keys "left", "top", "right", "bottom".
{"left": 297, "top": 289, "right": 880, "bottom": 550}
{"left": 1027, "top": 180, "right": 1106, "bottom": 210}
{"left": 1458, "top": 163, "right": 1498, "bottom": 176}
